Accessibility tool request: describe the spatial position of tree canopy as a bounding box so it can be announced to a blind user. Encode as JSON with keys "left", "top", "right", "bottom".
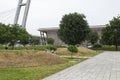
{"left": 0, "top": 24, "right": 29, "bottom": 47}
{"left": 58, "top": 12, "right": 90, "bottom": 45}
{"left": 10, "top": 24, "right": 29, "bottom": 46}
{"left": 47, "top": 38, "right": 54, "bottom": 45}
{"left": 0, "top": 23, "right": 11, "bottom": 44}
{"left": 101, "top": 16, "right": 120, "bottom": 50}
{"left": 86, "top": 30, "right": 99, "bottom": 45}
{"left": 29, "top": 35, "right": 40, "bottom": 45}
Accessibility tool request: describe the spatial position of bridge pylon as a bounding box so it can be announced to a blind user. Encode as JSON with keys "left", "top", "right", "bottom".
{"left": 14, "top": 0, "right": 31, "bottom": 29}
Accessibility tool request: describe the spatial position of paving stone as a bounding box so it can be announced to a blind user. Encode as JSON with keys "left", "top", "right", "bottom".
{"left": 43, "top": 51, "right": 120, "bottom": 80}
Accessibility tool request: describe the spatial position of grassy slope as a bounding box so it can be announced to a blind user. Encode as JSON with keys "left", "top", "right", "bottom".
{"left": 55, "top": 47, "right": 99, "bottom": 56}
{"left": 0, "top": 46, "right": 48, "bottom": 50}
{"left": 0, "top": 50, "right": 67, "bottom": 68}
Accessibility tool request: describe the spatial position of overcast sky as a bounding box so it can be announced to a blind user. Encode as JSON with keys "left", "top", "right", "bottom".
{"left": 0, "top": 0, "right": 120, "bottom": 36}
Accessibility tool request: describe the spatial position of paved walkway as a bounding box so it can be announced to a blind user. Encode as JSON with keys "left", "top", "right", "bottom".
{"left": 60, "top": 56, "right": 92, "bottom": 59}
{"left": 43, "top": 51, "right": 120, "bottom": 80}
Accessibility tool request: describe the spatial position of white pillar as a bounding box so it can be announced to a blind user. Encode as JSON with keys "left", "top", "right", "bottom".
{"left": 22, "top": 0, "right": 31, "bottom": 28}
{"left": 14, "top": 0, "right": 31, "bottom": 29}
{"left": 14, "top": 0, "right": 23, "bottom": 24}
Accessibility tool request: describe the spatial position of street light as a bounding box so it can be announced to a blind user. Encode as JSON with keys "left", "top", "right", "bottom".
{"left": 114, "top": 29, "right": 118, "bottom": 51}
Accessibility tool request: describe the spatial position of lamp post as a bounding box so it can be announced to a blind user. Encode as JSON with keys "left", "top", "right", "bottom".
{"left": 114, "top": 29, "right": 118, "bottom": 51}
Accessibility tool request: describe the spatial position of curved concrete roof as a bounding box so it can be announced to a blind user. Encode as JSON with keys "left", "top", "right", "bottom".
{"left": 38, "top": 25, "right": 106, "bottom": 31}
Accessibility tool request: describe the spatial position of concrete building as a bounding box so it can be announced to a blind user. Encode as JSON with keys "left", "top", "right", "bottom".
{"left": 38, "top": 25, "right": 105, "bottom": 45}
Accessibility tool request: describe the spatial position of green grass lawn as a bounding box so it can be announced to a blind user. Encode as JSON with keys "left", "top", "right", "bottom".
{"left": 65, "top": 57, "right": 88, "bottom": 62}
{"left": 92, "top": 46, "right": 120, "bottom": 51}
{"left": 0, "top": 62, "right": 77, "bottom": 80}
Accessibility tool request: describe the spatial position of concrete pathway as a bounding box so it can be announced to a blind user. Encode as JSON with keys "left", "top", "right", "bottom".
{"left": 60, "top": 55, "right": 92, "bottom": 59}
{"left": 43, "top": 51, "right": 120, "bottom": 80}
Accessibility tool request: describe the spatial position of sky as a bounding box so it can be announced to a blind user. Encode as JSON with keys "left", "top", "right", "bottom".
{"left": 0, "top": 0, "right": 120, "bottom": 36}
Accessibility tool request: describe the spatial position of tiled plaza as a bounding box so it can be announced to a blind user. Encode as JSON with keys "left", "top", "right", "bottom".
{"left": 44, "top": 51, "right": 120, "bottom": 80}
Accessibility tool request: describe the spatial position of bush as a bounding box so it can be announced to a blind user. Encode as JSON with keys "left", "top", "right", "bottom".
{"left": 47, "top": 38, "right": 54, "bottom": 45}
{"left": 47, "top": 46, "right": 57, "bottom": 51}
{"left": 68, "top": 45, "right": 78, "bottom": 53}
{"left": 93, "top": 44, "right": 102, "bottom": 48}
{"left": 67, "top": 45, "right": 78, "bottom": 58}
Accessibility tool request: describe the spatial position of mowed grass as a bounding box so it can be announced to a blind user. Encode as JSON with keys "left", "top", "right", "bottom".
{"left": 65, "top": 57, "right": 88, "bottom": 62}
{"left": 0, "top": 62, "right": 76, "bottom": 80}
{"left": 55, "top": 47, "right": 100, "bottom": 57}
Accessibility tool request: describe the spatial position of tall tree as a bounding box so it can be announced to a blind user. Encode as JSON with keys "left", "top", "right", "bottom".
{"left": 86, "top": 31, "right": 99, "bottom": 45}
{"left": 102, "top": 16, "right": 120, "bottom": 50}
{"left": 9, "top": 24, "right": 29, "bottom": 48}
{"left": 58, "top": 12, "right": 90, "bottom": 45}
{"left": 0, "top": 24, "right": 29, "bottom": 48}
{"left": 47, "top": 38, "right": 54, "bottom": 45}
{"left": 29, "top": 35, "right": 40, "bottom": 45}
{"left": 0, "top": 23, "right": 11, "bottom": 44}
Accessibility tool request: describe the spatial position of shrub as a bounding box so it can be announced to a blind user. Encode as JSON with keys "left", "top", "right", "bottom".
{"left": 47, "top": 46, "right": 57, "bottom": 53}
{"left": 93, "top": 44, "right": 102, "bottom": 48}
{"left": 47, "top": 38, "right": 54, "bottom": 45}
{"left": 68, "top": 45, "right": 78, "bottom": 58}
{"left": 68, "top": 45, "right": 78, "bottom": 53}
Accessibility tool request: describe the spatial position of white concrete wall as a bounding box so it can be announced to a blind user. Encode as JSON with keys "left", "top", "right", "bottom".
{"left": 47, "top": 30, "right": 65, "bottom": 45}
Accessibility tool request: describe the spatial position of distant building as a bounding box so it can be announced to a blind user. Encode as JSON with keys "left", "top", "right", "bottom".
{"left": 38, "top": 25, "right": 105, "bottom": 45}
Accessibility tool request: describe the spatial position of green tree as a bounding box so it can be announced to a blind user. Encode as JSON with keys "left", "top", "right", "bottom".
{"left": 58, "top": 12, "right": 90, "bottom": 45}
{"left": 0, "top": 23, "right": 11, "bottom": 44}
{"left": 29, "top": 35, "right": 40, "bottom": 45}
{"left": 0, "top": 24, "right": 29, "bottom": 48}
{"left": 47, "top": 38, "right": 54, "bottom": 45}
{"left": 86, "top": 31, "right": 99, "bottom": 45}
{"left": 19, "top": 31, "right": 30, "bottom": 46}
{"left": 9, "top": 24, "right": 29, "bottom": 48}
{"left": 102, "top": 16, "right": 120, "bottom": 50}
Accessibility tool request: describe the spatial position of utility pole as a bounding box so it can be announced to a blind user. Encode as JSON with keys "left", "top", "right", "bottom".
{"left": 14, "top": 0, "right": 31, "bottom": 29}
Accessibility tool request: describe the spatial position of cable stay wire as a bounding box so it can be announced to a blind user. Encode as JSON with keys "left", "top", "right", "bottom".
{"left": 0, "top": 9, "right": 16, "bottom": 19}
{"left": 0, "top": 13, "right": 15, "bottom": 24}
{"left": 1, "top": 13, "right": 15, "bottom": 24}
{"left": 0, "top": 8, "right": 16, "bottom": 24}
{"left": 0, "top": 8, "right": 16, "bottom": 15}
